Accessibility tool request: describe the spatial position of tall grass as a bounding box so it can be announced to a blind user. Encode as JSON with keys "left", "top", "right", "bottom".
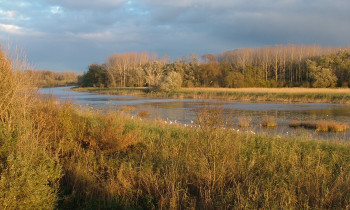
{"left": 290, "top": 120, "right": 349, "bottom": 132}
{"left": 1, "top": 46, "right": 350, "bottom": 208}
{"left": 52, "top": 107, "right": 350, "bottom": 209}
{"left": 74, "top": 86, "right": 350, "bottom": 103}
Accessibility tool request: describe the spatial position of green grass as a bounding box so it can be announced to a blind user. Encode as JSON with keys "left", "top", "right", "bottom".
{"left": 73, "top": 87, "right": 350, "bottom": 104}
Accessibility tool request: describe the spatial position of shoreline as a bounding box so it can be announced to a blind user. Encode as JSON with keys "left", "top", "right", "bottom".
{"left": 72, "top": 87, "right": 350, "bottom": 104}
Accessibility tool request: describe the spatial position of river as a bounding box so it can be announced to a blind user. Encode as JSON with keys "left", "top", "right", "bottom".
{"left": 39, "top": 86, "right": 350, "bottom": 140}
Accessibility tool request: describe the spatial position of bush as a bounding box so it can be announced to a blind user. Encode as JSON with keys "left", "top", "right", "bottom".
{"left": 0, "top": 46, "right": 61, "bottom": 209}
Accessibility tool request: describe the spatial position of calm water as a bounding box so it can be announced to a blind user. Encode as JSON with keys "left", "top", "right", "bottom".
{"left": 39, "top": 86, "right": 350, "bottom": 140}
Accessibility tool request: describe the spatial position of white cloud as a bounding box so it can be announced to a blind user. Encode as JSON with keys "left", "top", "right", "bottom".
{"left": 0, "top": 10, "right": 16, "bottom": 19}
{"left": 0, "top": 24, "right": 23, "bottom": 35}
{"left": 45, "top": 0, "right": 128, "bottom": 10}
{"left": 50, "top": 6, "right": 63, "bottom": 14}
{"left": 0, "top": 23, "right": 45, "bottom": 37}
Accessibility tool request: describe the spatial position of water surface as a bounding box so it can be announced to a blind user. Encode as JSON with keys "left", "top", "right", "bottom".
{"left": 39, "top": 86, "right": 350, "bottom": 140}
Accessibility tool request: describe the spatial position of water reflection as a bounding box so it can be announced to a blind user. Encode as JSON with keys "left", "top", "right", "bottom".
{"left": 39, "top": 86, "right": 350, "bottom": 140}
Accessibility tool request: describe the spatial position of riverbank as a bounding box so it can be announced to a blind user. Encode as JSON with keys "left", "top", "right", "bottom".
{"left": 58, "top": 107, "right": 350, "bottom": 209}
{"left": 72, "top": 87, "right": 350, "bottom": 104}
{"left": 5, "top": 101, "right": 350, "bottom": 209}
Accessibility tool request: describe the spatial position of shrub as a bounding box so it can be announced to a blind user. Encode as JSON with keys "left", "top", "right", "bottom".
{"left": 0, "top": 45, "right": 61, "bottom": 209}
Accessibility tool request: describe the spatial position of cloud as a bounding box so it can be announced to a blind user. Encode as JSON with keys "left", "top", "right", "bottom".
{"left": 45, "top": 0, "right": 128, "bottom": 10}
{"left": 0, "top": 10, "right": 16, "bottom": 19}
{"left": 0, "top": 24, "right": 23, "bottom": 35}
{"left": 1, "top": 0, "right": 350, "bottom": 71}
{"left": 0, "top": 23, "right": 44, "bottom": 37}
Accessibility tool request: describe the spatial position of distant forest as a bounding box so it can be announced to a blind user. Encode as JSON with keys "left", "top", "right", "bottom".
{"left": 80, "top": 44, "right": 350, "bottom": 89}
{"left": 26, "top": 70, "right": 78, "bottom": 87}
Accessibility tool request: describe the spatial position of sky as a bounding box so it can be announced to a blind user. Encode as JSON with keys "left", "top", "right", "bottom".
{"left": 0, "top": 0, "right": 349, "bottom": 72}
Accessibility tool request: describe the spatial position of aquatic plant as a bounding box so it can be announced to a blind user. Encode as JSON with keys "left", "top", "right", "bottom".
{"left": 262, "top": 116, "right": 278, "bottom": 127}
{"left": 289, "top": 120, "right": 349, "bottom": 132}
{"left": 120, "top": 105, "right": 136, "bottom": 112}
{"left": 74, "top": 87, "right": 350, "bottom": 104}
{"left": 237, "top": 116, "right": 252, "bottom": 127}
{"left": 137, "top": 110, "right": 151, "bottom": 118}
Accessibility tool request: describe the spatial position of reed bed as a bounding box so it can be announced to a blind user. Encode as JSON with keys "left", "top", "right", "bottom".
{"left": 73, "top": 87, "right": 148, "bottom": 95}
{"left": 74, "top": 87, "right": 350, "bottom": 103}
{"left": 183, "top": 87, "right": 350, "bottom": 94}
{"left": 290, "top": 120, "right": 349, "bottom": 132}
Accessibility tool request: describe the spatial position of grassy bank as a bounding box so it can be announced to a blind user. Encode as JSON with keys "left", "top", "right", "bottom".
{"left": 1, "top": 49, "right": 350, "bottom": 209}
{"left": 4, "top": 100, "right": 350, "bottom": 209}
{"left": 22, "top": 105, "right": 350, "bottom": 208}
{"left": 73, "top": 87, "right": 350, "bottom": 103}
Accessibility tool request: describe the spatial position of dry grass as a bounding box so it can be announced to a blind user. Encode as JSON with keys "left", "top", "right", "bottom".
{"left": 75, "top": 86, "right": 350, "bottom": 103}
{"left": 237, "top": 116, "right": 252, "bottom": 127}
{"left": 182, "top": 87, "right": 350, "bottom": 94}
{"left": 317, "top": 121, "right": 349, "bottom": 132}
{"left": 262, "top": 116, "right": 278, "bottom": 127}
{"left": 137, "top": 110, "right": 151, "bottom": 118}
{"left": 289, "top": 120, "right": 302, "bottom": 128}
{"left": 2, "top": 45, "right": 350, "bottom": 209}
{"left": 120, "top": 105, "right": 136, "bottom": 112}
{"left": 289, "top": 120, "right": 349, "bottom": 132}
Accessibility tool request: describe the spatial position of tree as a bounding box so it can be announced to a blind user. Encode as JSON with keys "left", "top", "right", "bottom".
{"left": 80, "top": 64, "right": 107, "bottom": 87}
{"left": 158, "top": 71, "right": 182, "bottom": 92}
{"left": 143, "top": 61, "right": 164, "bottom": 88}
{"left": 225, "top": 72, "right": 244, "bottom": 88}
{"left": 307, "top": 60, "right": 337, "bottom": 88}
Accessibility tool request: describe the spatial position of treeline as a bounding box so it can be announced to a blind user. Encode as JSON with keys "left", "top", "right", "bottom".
{"left": 80, "top": 45, "right": 350, "bottom": 89}
{"left": 26, "top": 70, "right": 78, "bottom": 87}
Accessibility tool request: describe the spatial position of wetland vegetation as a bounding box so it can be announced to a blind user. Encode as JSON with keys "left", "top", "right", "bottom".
{"left": 1, "top": 45, "right": 350, "bottom": 209}
{"left": 73, "top": 86, "right": 350, "bottom": 104}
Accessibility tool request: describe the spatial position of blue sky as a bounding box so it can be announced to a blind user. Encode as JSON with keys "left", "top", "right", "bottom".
{"left": 0, "top": 0, "right": 349, "bottom": 71}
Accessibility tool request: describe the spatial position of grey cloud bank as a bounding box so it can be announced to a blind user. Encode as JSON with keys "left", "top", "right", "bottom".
{"left": 0, "top": 0, "right": 349, "bottom": 71}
